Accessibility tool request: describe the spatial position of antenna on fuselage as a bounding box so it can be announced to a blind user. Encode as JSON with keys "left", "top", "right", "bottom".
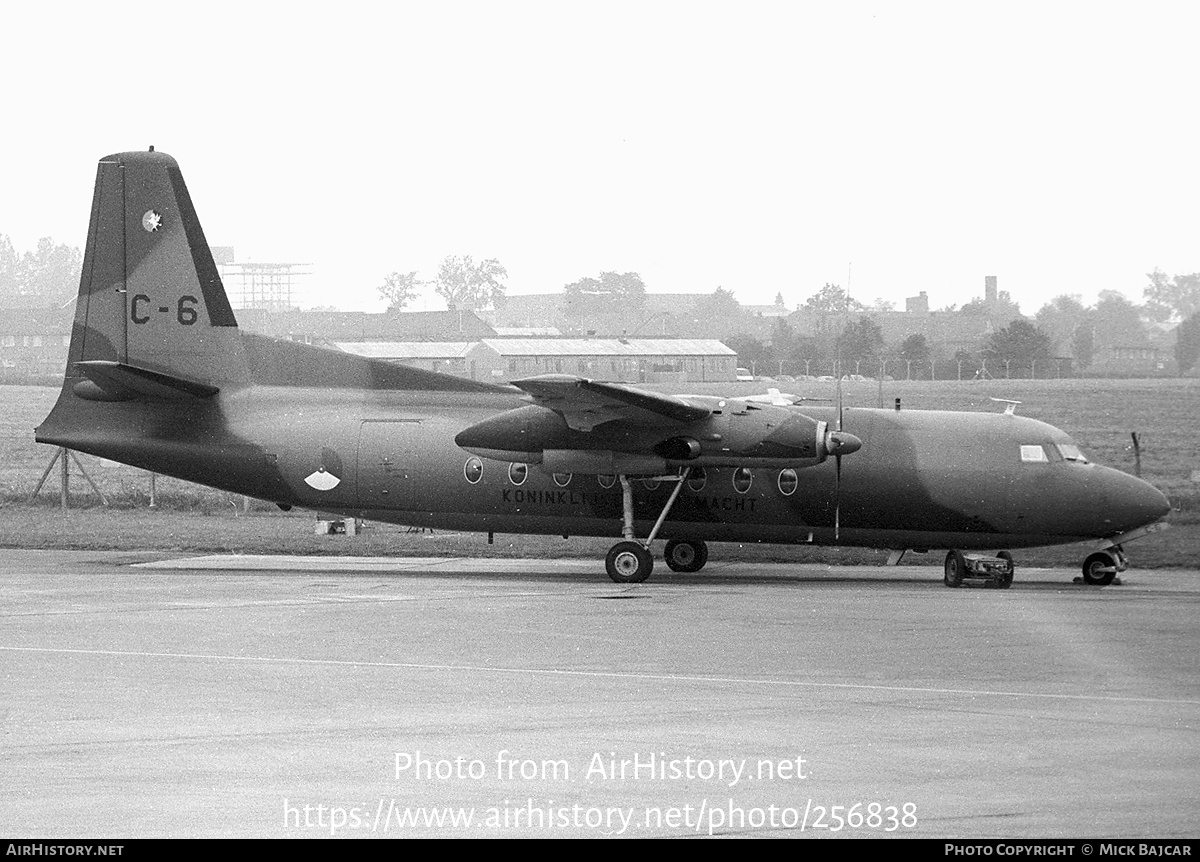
{"left": 989, "top": 397, "right": 1022, "bottom": 416}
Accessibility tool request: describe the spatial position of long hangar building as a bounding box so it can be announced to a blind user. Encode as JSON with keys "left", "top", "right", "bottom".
{"left": 334, "top": 338, "right": 739, "bottom": 384}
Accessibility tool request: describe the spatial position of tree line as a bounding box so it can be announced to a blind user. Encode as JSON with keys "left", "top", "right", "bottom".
{"left": 379, "top": 256, "right": 508, "bottom": 313}
{"left": 383, "top": 256, "right": 1200, "bottom": 377}
{"left": 724, "top": 274, "right": 1200, "bottom": 378}
{"left": 0, "top": 235, "right": 83, "bottom": 308}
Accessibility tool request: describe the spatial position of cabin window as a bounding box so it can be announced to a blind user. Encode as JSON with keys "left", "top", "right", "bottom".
{"left": 597, "top": 474, "right": 616, "bottom": 489}
{"left": 508, "top": 462, "right": 527, "bottom": 485}
{"left": 777, "top": 469, "right": 798, "bottom": 496}
{"left": 732, "top": 467, "right": 754, "bottom": 494}
{"left": 686, "top": 468, "right": 707, "bottom": 492}
{"left": 1019, "top": 445, "right": 1049, "bottom": 463}
{"left": 464, "top": 457, "right": 484, "bottom": 484}
{"left": 553, "top": 472, "right": 572, "bottom": 487}
{"left": 1057, "top": 444, "right": 1089, "bottom": 463}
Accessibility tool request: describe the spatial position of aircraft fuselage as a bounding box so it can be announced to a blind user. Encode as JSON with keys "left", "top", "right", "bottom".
{"left": 38, "top": 378, "right": 1168, "bottom": 553}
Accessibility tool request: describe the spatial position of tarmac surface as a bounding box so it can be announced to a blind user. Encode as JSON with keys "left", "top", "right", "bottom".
{"left": 2, "top": 549, "right": 1198, "bottom": 839}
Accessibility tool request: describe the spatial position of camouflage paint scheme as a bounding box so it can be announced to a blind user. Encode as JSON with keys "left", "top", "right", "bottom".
{"left": 36, "top": 152, "right": 1170, "bottom": 578}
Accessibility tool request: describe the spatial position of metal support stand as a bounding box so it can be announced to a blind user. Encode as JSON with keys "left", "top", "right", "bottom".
{"left": 29, "top": 447, "right": 109, "bottom": 509}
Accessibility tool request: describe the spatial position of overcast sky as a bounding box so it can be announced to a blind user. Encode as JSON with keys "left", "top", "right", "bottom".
{"left": 3, "top": 2, "right": 1197, "bottom": 315}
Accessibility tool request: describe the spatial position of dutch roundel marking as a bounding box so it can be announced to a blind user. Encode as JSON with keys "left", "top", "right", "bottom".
{"left": 304, "top": 468, "right": 341, "bottom": 491}
{"left": 142, "top": 210, "right": 162, "bottom": 232}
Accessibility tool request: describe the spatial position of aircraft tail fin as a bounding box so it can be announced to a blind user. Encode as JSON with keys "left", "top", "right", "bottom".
{"left": 64, "top": 149, "right": 248, "bottom": 391}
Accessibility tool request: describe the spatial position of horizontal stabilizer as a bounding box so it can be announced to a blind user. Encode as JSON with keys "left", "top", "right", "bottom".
{"left": 73, "top": 360, "right": 220, "bottom": 401}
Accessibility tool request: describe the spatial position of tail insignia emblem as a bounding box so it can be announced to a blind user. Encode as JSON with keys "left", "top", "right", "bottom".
{"left": 141, "top": 210, "right": 162, "bottom": 232}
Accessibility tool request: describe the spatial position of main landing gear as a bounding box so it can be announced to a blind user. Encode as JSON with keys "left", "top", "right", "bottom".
{"left": 604, "top": 469, "right": 709, "bottom": 583}
{"left": 943, "top": 549, "right": 1014, "bottom": 589}
{"left": 663, "top": 538, "right": 709, "bottom": 573}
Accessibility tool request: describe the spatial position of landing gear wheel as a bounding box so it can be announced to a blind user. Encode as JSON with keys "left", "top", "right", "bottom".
{"left": 664, "top": 539, "right": 709, "bottom": 573}
{"left": 944, "top": 550, "right": 965, "bottom": 588}
{"left": 606, "top": 541, "right": 654, "bottom": 584}
{"left": 993, "top": 550, "right": 1014, "bottom": 589}
{"left": 1082, "top": 552, "right": 1117, "bottom": 586}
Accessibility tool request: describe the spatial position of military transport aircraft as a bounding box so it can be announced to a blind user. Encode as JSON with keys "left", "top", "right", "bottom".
{"left": 35, "top": 150, "right": 1172, "bottom": 587}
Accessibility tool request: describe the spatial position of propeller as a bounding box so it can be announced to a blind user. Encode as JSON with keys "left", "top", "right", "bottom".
{"left": 827, "top": 352, "right": 862, "bottom": 541}
{"left": 835, "top": 373, "right": 845, "bottom": 541}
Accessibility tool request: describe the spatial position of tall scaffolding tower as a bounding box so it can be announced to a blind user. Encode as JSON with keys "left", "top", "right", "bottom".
{"left": 216, "top": 254, "right": 312, "bottom": 312}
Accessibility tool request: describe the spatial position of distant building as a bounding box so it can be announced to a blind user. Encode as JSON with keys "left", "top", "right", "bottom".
{"left": 469, "top": 338, "right": 737, "bottom": 383}
{"left": 492, "top": 326, "right": 562, "bottom": 337}
{"left": 333, "top": 341, "right": 476, "bottom": 377}
{"left": 334, "top": 338, "right": 738, "bottom": 384}
{"left": 1089, "top": 345, "right": 1171, "bottom": 377}
{"left": 484, "top": 292, "right": 783, "bottom": 342}
{"left": 905, "top": 291, "right": 930, "bottom": 314}
{"left": 784, "top": 306, "right": 996, "bottom": 361}
{"left": 238, "top": 309, "right": 497, "bottom": 343}
{"left": 0, "top": 308, "right": 72, "bottom": 381}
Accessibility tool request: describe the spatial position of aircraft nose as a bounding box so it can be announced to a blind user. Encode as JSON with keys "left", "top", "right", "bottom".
{"left": 1105, "top": 470, "right": 1171, "bottom": 533}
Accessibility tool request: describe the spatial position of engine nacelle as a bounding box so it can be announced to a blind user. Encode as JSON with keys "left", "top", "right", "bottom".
{"left": 454, "top": 402, "right": 861, "bottom": 472}
{"left": 654, "top": 436, "right": 702, "bottom": 460}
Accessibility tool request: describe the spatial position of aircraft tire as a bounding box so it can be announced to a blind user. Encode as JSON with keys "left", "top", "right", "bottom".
{"left": 1082, "top": 552, "right": 1117, "bottom": 586}
{"left": 943, "top": 550, "right": 965, "bottom": 588}
{"left": 993, "top": 551, "right": 1014, "bottom": 589}
{"left": 606, "top": 541, "right": 654, "bottom": 584}
{"left": 664, "top": 539, "right": 708, "bottom": 573}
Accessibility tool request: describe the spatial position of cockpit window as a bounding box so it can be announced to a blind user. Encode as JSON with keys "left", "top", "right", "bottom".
{"left": 1057, "top": 443, "right": 1089, "bottom": 463}
{"left": 1020, "top": 445, "right": 1049, "bottom": 463}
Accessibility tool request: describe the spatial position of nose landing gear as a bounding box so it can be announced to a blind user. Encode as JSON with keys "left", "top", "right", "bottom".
{"left": 1081, "top": 546, "right": 1127, "bottom": 586}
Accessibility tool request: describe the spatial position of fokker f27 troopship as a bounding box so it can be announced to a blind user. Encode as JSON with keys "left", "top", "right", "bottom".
{"left": 35, "top": 150, "right": 1172, "bottom": 586}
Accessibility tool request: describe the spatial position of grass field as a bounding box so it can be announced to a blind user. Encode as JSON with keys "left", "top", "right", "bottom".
{"left": 2, "top": 379, "right": 1197, "bottom": 567}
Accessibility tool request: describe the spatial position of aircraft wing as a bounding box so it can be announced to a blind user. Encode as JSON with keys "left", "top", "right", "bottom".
{"left": 511, "top": 375, "right": 711, "bottom": 431}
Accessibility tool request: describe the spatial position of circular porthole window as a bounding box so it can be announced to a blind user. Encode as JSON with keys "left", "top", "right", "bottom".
{"left": 508, "top": 462, "right": 527, "bottom": 485}
{"left": 464, "top": 457, "right": 484, "bottom": 484}
{"left": 553, "top": 472, "right": 572, "bottom": 487}
{"left": 778, "top": 468, "right": 798, "bottom": 496}
{"left": 686, "top": 467, "right": 707, "bottom": 492}
{"left": 732, "top": 466, "right": 753, "bottom": 494}
{"left": 598, "top": 474, "right": 616, "bottom": 489}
